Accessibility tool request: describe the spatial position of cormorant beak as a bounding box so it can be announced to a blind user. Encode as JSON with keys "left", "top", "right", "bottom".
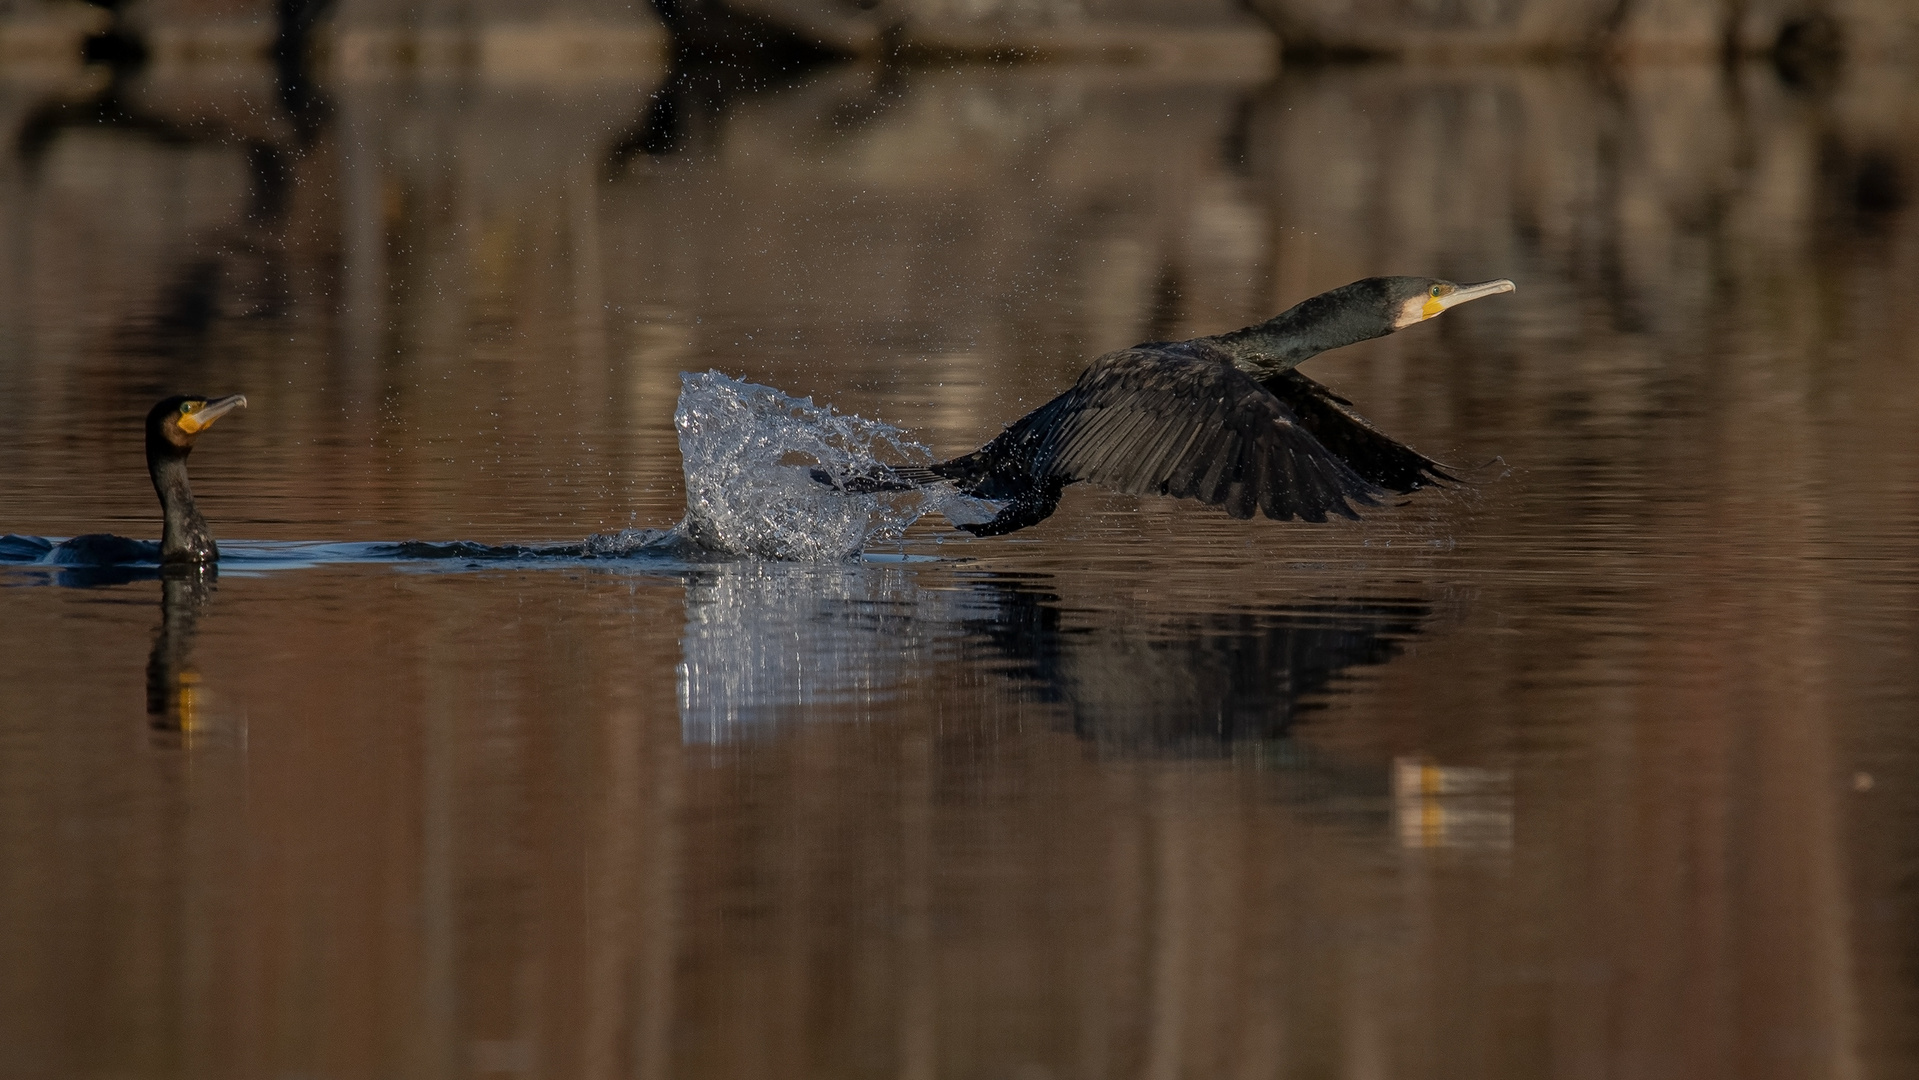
{"left": 1399, "top": 278, "right": 1516, "bottom": 328}
{"left": 1437, "top": 278, "right": 1517, "bottom": 312}
{"left": 177, "top": 394, "right": 248, "bottom": 435}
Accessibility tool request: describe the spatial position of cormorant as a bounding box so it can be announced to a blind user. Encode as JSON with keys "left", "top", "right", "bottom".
{"left": 1, "top": 394, "right": 247, "bottom": 566}
{"left": 824, "top": 276, "right": 1512, "bottom": 536}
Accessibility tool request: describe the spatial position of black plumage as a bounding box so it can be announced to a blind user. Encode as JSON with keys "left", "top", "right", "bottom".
{"left": 833, "top": 275, "right": 1512, "bottom": 537}
{"left": 1, "top": 394, "right": 247, "bottom": 566}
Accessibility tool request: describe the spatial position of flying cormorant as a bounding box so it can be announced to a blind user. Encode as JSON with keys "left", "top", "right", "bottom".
{"left": 824, "top": 276, "right": 1513, "bottom": 536}
{"left": 1, "top": 394, "right": 247, "bottom": 566}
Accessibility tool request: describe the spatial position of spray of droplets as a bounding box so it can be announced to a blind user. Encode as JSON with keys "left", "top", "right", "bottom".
{"left": 668, "top": 371, "right": 995, "bottom": 560}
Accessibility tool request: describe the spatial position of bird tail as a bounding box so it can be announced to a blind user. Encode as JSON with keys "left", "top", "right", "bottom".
{"left": 807, "top": 446, "right": 1069, "bottom": 537}
{"left": 892, "top": 465, "right": 948, "bottom": 486}
{"left": 807, "top": 464, "right": 949, "bottom": 494}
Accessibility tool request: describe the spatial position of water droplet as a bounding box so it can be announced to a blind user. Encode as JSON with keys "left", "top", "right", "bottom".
{"left": 669, "top": 371, "right": 995, "bottom": 560}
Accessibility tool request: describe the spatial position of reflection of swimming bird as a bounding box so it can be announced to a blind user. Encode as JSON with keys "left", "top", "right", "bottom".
{"left": 1, "top": 395, "right": 247, "bottom": 566}
{"left": 148, "top": 566, "right": 215, "bottom": 734}
{"left": 827, "top": 276, "right": 1513, "bottom": 536}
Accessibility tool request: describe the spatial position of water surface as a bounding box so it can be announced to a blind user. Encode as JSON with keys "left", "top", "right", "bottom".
{"left": 2, "top": 57, "right": 1917, "bottom": 1080}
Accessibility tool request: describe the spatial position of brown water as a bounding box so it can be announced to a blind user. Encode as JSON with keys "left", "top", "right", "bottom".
{"left": 3, "top": 57, "right": 1919, "bottom": 1080}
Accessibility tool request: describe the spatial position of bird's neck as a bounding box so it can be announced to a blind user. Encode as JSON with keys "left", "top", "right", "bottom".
{"left": 1201, "top": 287, "right": 1393, "bottom": 374}
{"left": 148, "top": 442, "right": 216, "bottom": 563}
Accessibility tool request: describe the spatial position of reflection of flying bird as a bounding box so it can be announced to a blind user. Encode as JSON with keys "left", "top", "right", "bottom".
{"left": 0, "top": 395, "right": 247, "bottom": 567}
{"left": 965, "top": 579, "right": 1428, "bottom": 754}
{"left": 826, "top": 276, "right": 1513, "bottom": 536}
{"left": 670, "top": 560, "right": 1429, "bottom": 755}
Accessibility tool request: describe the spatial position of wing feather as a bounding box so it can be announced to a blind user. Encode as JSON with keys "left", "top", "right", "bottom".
{"left": 1165, "top": 420, "right": 1230, "bottom": 498}
{"left": 1022, "top": 346, "right": 1381, "bottom": 522}
{"left": 1260, "top": 369, "right": 1456, "bottom": 492}
{"left": 1084, "top": 407, "right": 1158, "bottom": 490}
{"left": 1137, "top": 411, "right": 1206, "bottom": 494}
{"left": 1193, "top": 426, "right": 1239, "bottom": 504}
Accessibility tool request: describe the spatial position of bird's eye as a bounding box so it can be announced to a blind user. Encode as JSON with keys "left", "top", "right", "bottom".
{"left": 1430, "top": 285, "right": 1443, "bottom": 298}
{"left": 179, "top": 402, "right": 194, "bottom": 414}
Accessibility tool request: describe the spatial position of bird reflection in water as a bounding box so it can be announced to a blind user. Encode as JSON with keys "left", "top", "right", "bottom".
{"left": 965, "top": 578, "right": 1427, "bottom": 755}
{"left": 0, "top": 559, "right": 228, "bottom": 741}
{"left": 1392, "top": 756, "right": 1515, "bottom": 851}
{"left": 676, "top": 562, "right": 1426, "bottom": 755}
{"left": 147, "top": 565, "right": 216, "bottom": 739}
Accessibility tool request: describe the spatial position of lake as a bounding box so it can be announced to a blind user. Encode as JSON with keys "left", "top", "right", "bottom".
{"left": 1, "top": 55, "right": 1916, "bottom": 1080}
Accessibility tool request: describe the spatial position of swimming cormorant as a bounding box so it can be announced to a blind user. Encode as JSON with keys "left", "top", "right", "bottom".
{"left": 826, "top": 276, "right": 1512, "bottom": 536}
{"left": 1, "top": 394, "right": 247, "bottom": 566}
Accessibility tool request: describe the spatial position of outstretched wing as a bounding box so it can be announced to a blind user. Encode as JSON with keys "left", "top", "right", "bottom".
{"left": 1260, "top": 369, "right": 1456, "bottom": 493}
{"left": 1012, "top": 346, "right": 1385, "bottom": 522}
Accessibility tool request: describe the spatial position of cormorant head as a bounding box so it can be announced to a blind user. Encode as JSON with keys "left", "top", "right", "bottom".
{"left": 1207, "top": 275, "right": 1518, "bottom": 370}
{"left": 148, "top": 394, "right": 247, "bottom": 451}
{"left": 1383, "top": 276, "right": 1516, "bottom": 331}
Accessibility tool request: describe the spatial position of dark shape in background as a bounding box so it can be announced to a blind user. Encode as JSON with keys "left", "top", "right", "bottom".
{"left": 76, "top": 0, "right": 148, "bottom": 67}
{"left": 273, "top": 0, "right": 338, "bottom": 145}
{"left": 608, "top": 0, "right": 855, "bottom": 166}
{"left": 1771, "top": 12, "right": 1845, "bottom": 90}
{"left": 651, "top": 0, "right": 852, "bottom": 69}
{"left": 14, "top": 0, "right": 333, "bottom": 353}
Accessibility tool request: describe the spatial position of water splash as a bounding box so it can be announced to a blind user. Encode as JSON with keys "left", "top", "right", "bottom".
{"left": 671, "top": 370, "right": 994, "bottom": 560}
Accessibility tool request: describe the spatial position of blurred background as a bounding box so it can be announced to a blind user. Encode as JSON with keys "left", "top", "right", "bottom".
{"left": 2, "top": 2, "right": 1918, "bottom": 1079}
{"left": 1, "top": 0, "right": 1916, "bottom": 537}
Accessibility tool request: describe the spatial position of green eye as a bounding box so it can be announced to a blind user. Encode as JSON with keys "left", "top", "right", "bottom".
{"left": 179, "top": 402, "right": 194, "bottom": 414}
{"left": 1430, "top": 285, "right": 1443, "bottom": 298}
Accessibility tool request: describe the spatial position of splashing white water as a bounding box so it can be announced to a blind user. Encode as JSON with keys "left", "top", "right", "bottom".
{"left": 670, "top": 371, "right": 996, "bottom": 560}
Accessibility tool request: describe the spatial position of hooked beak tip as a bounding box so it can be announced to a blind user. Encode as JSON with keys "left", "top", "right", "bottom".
{"left": 1441, "top": 278, "right": 1517, "bottom": 310}
{"left": 195, "top": 394, "right": 248, "bottom": 429}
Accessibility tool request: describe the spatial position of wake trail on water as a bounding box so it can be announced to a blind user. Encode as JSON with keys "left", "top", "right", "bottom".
{"left": 390, "top": 372, "right": 993, "bottom": 563}
{"left": 1, "top": 372, "right": 995, "bottom": 579}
